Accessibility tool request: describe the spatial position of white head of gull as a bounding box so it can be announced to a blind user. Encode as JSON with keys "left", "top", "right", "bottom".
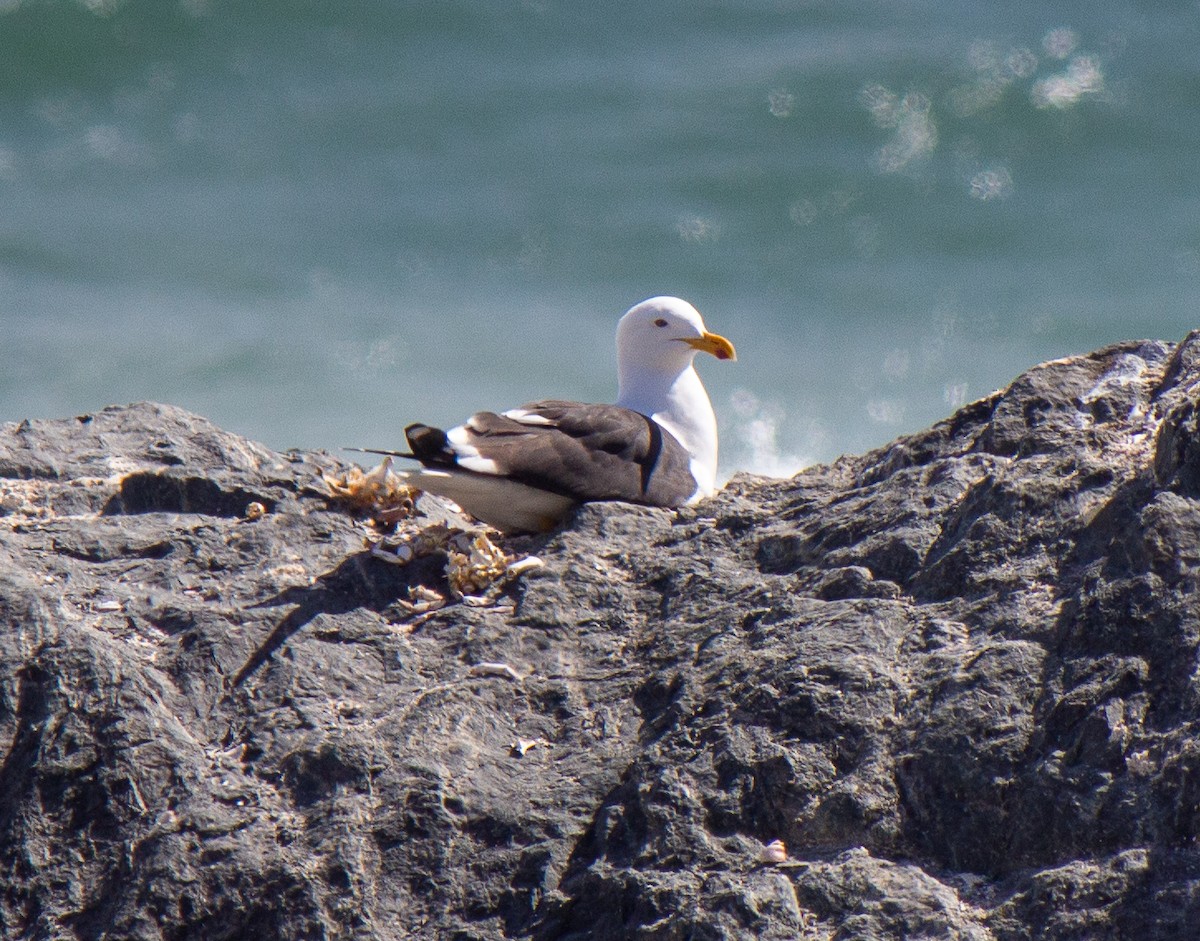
{"left": 615, "top": 296, "right": 736, "bottom": 499}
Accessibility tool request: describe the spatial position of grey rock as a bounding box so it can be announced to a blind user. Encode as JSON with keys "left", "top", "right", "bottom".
{"left": 1, "top": 333, "right": 1200, "bottom": 939}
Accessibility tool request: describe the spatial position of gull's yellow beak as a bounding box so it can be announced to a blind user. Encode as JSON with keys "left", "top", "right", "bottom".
{"left": 680, "top": 331, "right": 737, "bottom": 361}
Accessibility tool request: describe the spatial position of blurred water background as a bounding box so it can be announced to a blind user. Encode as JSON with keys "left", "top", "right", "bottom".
{"left": 1, "top": 0, "right": 1198, "bottom": 477}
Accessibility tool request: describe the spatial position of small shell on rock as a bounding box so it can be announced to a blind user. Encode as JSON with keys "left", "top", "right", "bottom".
{"left": 244, "top": 501, "right": 267, "bottom": 520}
{"left": 512, "top": 737, "right": 550, "bottom": 757}
{"left": 506, "top": 555, "right": 545, "bottom": 578}
{"left": 402, "top": 584, "right": 446, "bottom": 614}
{"left": 409, "top": 585, "right": 444, "bottom": 605}
{"left": 760, "top": 839, "right": 788, "bottom": 864}
{"left": 1126, "top": 749, "right": 1155, "bottom": 777}
{"left": 468, "top": 661, "right": 524, "bottom": 682}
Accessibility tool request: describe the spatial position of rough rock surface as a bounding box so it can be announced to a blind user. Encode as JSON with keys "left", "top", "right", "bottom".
{"left": 3, "top": 334, "right": 1200, "bottom": 940}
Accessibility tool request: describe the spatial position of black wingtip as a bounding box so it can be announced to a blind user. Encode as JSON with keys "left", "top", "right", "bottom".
{"left": 404, "top": 423, "right": 457, "bottom": 465}
{"left": 343, "top": 425, "right": 456, "bottom": 466}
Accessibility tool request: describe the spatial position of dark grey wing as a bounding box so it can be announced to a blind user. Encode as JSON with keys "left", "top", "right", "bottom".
{"left": 453, "top": 400, "right": 698, "bottom": 507}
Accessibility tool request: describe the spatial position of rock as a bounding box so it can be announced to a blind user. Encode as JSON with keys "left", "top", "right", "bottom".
{"left": 1, "top": 333, "right": 1200, "bottom": 939}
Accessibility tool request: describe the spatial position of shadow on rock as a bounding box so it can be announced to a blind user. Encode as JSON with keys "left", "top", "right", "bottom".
{"left": 230, "top": 550, "right": 442, "bottom": 688}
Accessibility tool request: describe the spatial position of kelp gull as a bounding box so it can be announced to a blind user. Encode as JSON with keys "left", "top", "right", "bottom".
{"left": 371, "top": 296, "right": 735, "bottom": 533}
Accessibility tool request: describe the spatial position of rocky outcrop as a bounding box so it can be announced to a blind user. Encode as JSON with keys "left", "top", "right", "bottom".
{"left": 3, "top": 333, "right": 1200, "bottom": 940}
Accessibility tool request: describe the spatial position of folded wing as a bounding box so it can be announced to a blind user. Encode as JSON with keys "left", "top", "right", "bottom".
{"left": 407, "top": 399, "right": 699, "bottom": 508}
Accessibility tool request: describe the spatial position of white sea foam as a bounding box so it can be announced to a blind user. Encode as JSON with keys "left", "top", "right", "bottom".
{"left": 969, "top": 166, "right": 1013, "bottom": 201}
{"left": 1032, "top": 55, "right": 1105, "bottom": 109}
{"left": 861, "top": 86, "right": 938, "bottom": 173}
{"left": 866, "top": 398, "right": 906, "bottom": 425}
{"left": 725, "top": 389, "right": 811, "bottom": 480}
{"left": 1042, "top": 27, "right": 1079, "bottom": 60}
{"left": 676, "top": 216, "right": 721, "bottom": 243}
{"left": 768, "top": 88, "right": 796, "bottom": 118}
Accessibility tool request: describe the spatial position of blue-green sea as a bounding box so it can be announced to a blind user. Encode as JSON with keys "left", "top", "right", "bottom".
{"left": 2, "top": 0, "right": 1198, "bottom": 477}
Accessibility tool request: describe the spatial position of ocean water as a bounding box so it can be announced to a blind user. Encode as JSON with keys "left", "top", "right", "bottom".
{"left": 1, "top": 0, "right": 1198, "bottom": 477}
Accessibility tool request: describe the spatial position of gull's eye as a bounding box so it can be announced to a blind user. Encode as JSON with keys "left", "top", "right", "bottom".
{"left": 653, "top": 318, "right": 668, "bottom": 327}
